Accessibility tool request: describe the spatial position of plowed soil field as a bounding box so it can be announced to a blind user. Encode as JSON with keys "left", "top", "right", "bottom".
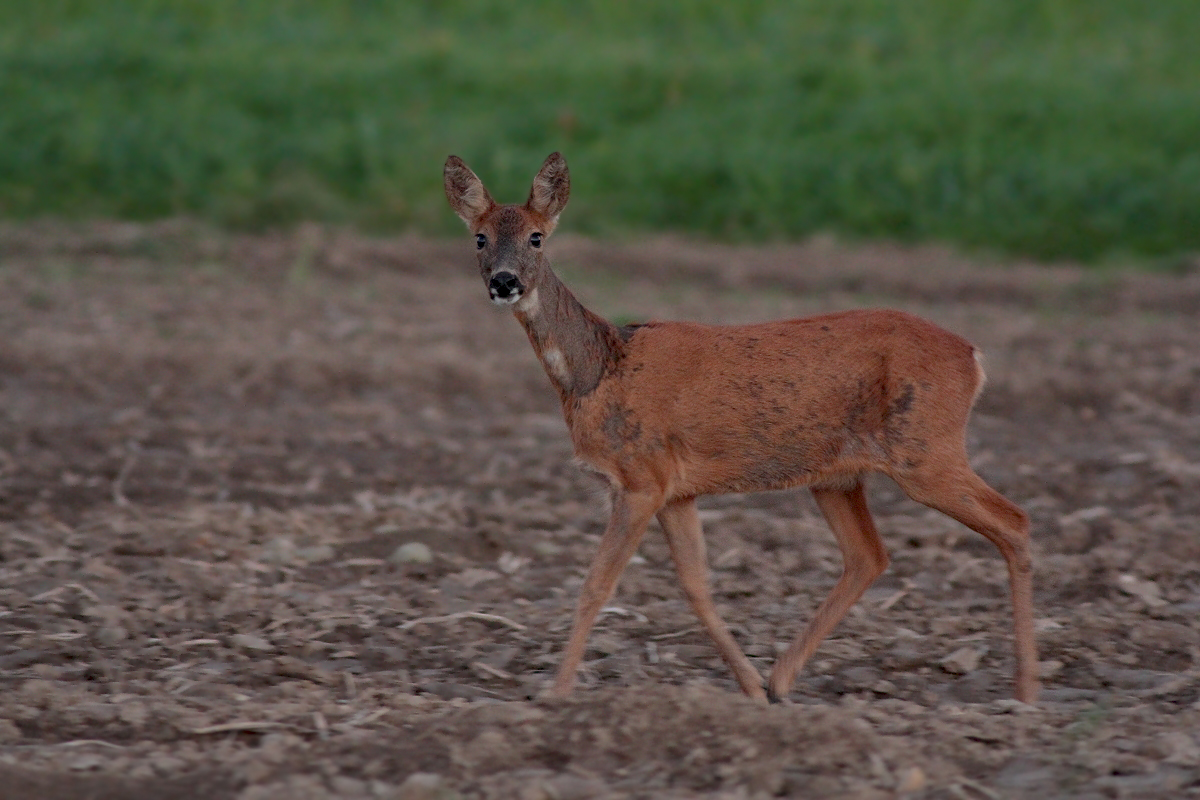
{"left": 2, "top": 223, "right": 1199, "bottom": 799}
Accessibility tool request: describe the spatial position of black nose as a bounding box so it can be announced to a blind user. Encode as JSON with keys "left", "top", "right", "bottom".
{"left": 489, "top": 271, "right": 524, "bottom": 298}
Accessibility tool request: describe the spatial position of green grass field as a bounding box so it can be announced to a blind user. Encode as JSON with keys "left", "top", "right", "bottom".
{"left": 2, "top": 0, "right": 1198, "bottom": 261}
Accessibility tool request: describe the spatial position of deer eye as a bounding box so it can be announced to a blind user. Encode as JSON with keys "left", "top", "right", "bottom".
{"left": 530, "top": 232, "right": 543, "bottom": 248}
{"left": 475, "top": 234, "right": 486, "bottom": 250}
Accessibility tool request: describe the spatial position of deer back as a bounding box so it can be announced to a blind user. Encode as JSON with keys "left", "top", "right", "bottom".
{"left": 568, "top": 309, "right": 983, "bottom": 499}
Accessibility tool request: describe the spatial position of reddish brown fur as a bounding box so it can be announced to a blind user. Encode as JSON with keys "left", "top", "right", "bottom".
{"left": 444, "top": 153, "right": 1038, "bottom": 704}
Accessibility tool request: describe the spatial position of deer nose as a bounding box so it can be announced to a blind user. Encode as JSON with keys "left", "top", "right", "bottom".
{"left": 489, "top": 271, "right": 524, "bottom": 300}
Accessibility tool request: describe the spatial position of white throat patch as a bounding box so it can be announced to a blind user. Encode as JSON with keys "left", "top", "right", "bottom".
{"left": 513, "top": 287, "right": 540, "bottom": 315}
{"left": 541, "top": 346, "right": 569, "bottom": 385}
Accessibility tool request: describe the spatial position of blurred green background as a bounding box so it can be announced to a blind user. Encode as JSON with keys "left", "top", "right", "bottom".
{"left": 2, "top": 0, "right": 1198, "bottom": 262}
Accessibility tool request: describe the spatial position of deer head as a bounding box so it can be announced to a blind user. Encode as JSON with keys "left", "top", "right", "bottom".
{"left": 444, "top": 152, "right": 570, "bottom": 309}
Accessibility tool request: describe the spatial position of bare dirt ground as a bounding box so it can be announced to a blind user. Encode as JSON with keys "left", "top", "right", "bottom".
{"left": 1, "top": 221, "right": 1199, "bottom": 799}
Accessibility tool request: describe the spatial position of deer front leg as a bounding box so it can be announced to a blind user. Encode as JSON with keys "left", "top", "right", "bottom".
{"left": 547, "top": 488, "right": 662, "bottom": 697}
{"left": 657, "top": 497, "right": 767, "bottom": 701}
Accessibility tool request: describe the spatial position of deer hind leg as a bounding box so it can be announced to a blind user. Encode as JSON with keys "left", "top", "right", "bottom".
{"left": 767, "top": 482, "right": 889, "bottom": 702}
{"left": 893, "top": 458, "right": 1038, "bottom": 703}
{"left": 657, "top": 497, "right": 767, "bottom": 701}
{"left": 547, "top": 488, "right": 663, "bottom": 698}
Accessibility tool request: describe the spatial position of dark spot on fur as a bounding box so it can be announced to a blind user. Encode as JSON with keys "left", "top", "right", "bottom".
{"left": 889, "top": 383, "right": 915, "bottom": 417}
{"left": 846, "top": 399, "right": 870, "bottom": 430}
{"left": 882, "top": 386, "right": 923, "bottom": 458}
{"left": 619, "top": 321, "right": 657, "bottom": 340}
{"left": 602, "top": 404, "right": 642, "bottom": 447}
{"left": 820, "top": 325, "right": 830, "bottom": 332}
{"left": 618, "top": 321, "right": 662, "bottom": 343}
{"left": 736, "top": 449, "right": 819, "bottom": 493}
{"left": 617, "top": 323, "right": 645, "bottom": 343}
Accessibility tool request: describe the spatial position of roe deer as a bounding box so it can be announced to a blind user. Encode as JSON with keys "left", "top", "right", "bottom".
{"left": 443, "top": 152, "right": 1038, "bottom": 704}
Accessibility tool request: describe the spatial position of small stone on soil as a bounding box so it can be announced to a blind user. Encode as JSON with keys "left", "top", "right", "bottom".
{"left": 1116, "top": 573, "right": 1167, "bottom": 607}
{"left": 939, "top": 647, "right": 983, "bottom": 675}
{"left": 390, "top": 542, "right": 434, "bottom": 564}
{"left": 231, "top": 633, "right": 275, "bottom": 652}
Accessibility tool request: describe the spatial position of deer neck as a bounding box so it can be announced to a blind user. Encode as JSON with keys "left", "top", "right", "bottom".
{"left": 512, "top": 268, "right": 623, "bottom": 400}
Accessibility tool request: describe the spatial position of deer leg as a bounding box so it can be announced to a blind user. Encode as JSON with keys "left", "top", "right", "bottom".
{"left": 657, "top": 497, "right": 767, "bottom": 701}
{"left": 894, "top": 460, "right": 1038, "bottom": 703}
{"left": 547, "top": 488, "right": 662, "bottom": 697}
{"left": 767, "top": 482, "right": 889, "bottom": 702}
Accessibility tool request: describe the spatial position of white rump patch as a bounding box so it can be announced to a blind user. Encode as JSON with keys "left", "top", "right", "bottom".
{"left": 972, "top": 348, "right": 987, "bottom": 404}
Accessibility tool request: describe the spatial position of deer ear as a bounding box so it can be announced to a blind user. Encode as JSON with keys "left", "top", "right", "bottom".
{"left": 444, "top": 156, "right": 494, "bottom": 228}
{"left": 527, "top": 152, "right": 570, "bottom": 233}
